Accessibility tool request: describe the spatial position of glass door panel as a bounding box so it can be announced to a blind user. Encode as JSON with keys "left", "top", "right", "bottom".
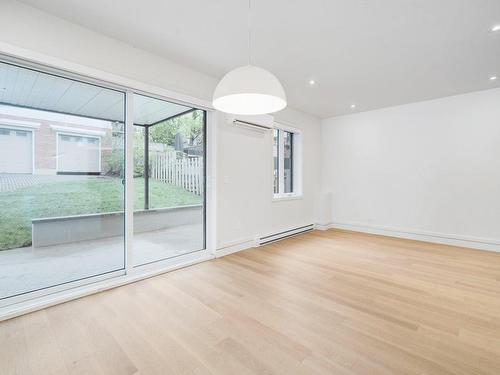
{"left": 0, "top": 61, "right": 126, "bottom": 300}
{"left": 132, "top": 93, "right": 205, "bottom": 266}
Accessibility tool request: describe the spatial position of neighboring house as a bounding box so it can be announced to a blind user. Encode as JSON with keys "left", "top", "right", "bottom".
{"left": 0, "top": 105, "right": 114, "bottom": 175}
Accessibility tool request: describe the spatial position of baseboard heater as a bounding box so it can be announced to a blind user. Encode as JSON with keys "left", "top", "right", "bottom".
{"left": 259, "top": 224, "right": 314, "bottom": 245}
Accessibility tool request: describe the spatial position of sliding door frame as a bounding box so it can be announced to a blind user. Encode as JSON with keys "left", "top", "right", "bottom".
{"left": 0, "top": 48, "right": 217, "bottom": 320}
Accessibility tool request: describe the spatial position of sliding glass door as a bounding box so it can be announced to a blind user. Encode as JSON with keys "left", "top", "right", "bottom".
{"left": 0, "top": 61, "right": 126, "bottom": 300}
{"left": 0, "top": 58, "right": 207, "bottom": 307}
{"left": 132, "top": 93, "right": 205, "bottom": 266}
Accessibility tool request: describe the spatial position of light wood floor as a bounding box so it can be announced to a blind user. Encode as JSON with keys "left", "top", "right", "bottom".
{"left": 2, "top": 229, "right": 500, "bottom": 375}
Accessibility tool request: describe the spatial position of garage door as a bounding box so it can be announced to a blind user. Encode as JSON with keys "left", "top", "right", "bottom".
{"left": 58, "top": 134, "right": 100, "bottom": 174}
{"left": 0, "top": 127, "right": 33, "bottom": 173}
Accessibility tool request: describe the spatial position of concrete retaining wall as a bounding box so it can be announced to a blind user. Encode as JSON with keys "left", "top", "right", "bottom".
{"left": 32, "top": 205, "right": 203, "bottom": 247}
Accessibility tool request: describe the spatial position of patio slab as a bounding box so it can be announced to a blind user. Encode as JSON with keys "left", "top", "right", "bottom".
{"left": 0, "top": 223, "right": 204, "bottom": 300}
{"left": 0, "top": 173, "right": 96, "bottom": 193}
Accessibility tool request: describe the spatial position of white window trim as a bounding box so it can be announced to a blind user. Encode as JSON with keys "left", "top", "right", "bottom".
{"left": 50, "top": 124, "right": 106, "bottom": 137}
{"left": 272, "top": 121, "right": 303, "bottom": 201}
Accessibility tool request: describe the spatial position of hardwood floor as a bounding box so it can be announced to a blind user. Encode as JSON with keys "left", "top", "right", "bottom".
{"left": 2, "top": 229, "right": 500, "bottom": 375}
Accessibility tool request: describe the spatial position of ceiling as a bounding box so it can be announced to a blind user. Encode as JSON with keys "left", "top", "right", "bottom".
{"left": 0, "top": 61, "right": 192, "bottom": 125}
{"left": 19, "top": 0, "right": 500, "bottom": 118}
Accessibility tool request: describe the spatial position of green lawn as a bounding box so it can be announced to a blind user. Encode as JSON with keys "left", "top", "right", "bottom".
{"left": 0, "top": 177, "right": 202, "bottom": 250}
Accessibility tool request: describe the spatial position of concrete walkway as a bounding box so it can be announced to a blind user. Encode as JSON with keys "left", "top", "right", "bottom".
{"left": 0, "top": 223, "right": 204, "bottom": 299}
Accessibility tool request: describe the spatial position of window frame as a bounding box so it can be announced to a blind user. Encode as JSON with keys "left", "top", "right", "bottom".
{"left": 272, "top": 122, "right": 302, "bottom": 201}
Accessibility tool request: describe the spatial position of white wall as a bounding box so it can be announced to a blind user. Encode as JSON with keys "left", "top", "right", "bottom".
{"left": 0, "top": 1, "right": 215, "bottom": 101}
{"left": 216, "top": 108, "right": 321, "bottom": 248}
{"left": 0, "top": 0, "right": 321, "bottom": 250}
{"left": 321, "top": 88, "right": 500, "bottom": 250}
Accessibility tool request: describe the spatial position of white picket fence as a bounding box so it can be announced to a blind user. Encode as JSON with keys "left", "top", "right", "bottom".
{"left": 150, "top": 151, "right": 204, "bottom": 195}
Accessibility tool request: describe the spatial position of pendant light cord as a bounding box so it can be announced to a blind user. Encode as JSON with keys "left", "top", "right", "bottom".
{"left": 248, "top": 0, "right": 252, "bottom": 65}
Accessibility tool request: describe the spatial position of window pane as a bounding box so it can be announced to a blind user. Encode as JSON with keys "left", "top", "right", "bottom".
{"left": 0, "top": 61, "right": 125, "bottom": 300}
{"left": 283, "top": 131, "right": 293, "bottom": 193}
{"left": 133, "top": 94, "right": 205, "bottom": 266}
{"left": 273, "top": 129, "right": 279, "bottom": 194}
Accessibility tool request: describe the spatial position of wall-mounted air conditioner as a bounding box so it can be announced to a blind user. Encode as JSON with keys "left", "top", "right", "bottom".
{"left": 226, "top": 114, "right": 274, "bottom": 132}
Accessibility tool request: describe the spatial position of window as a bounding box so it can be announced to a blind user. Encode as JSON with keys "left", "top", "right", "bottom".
{"left": 0, "top": 57, "right": 208, "bottom": 314}
{"left": 132, "top": 94, "right": 206, "bottom": 267}
{"left": 273, "top": 129, "right": 279, "bottom": 194}
{"left": 283, "top": 131, "right": 293, "bottom": 193}
{"left": 273, "top": 126, "right": 300, "bottom": 198}
{"left": 0, "top": 60, "right": 126, "bottom": 301}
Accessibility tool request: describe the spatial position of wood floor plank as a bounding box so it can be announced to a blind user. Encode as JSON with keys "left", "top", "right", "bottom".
{"left": 21, "top": 311, "right": 69, "bottom": 375}
{"left": 1, "top": 229, "right": 500, "bottom": 374}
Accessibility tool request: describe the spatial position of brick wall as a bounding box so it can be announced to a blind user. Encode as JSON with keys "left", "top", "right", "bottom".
{"left": 34, "top": 122, "right": 57, "bottom": 171}
{"left": 100, "top": 129, "right": 113, "bottom": 175}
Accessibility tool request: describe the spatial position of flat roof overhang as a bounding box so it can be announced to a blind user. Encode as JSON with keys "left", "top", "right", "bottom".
{"left": 0, "top": 60, "right": 193, "bottom": 126}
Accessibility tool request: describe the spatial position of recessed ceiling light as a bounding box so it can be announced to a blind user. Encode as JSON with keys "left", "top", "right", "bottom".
{"left": 309, "top": 80, "right": 316, "bottom": 86}
{"left": 490, "top": 75, "right": 498, "bottom": 81}
{"left": 350, "top": 104, "right": 356, "bottom": 109}
{"left": 491, "top": 25, "right": 500, "bottom": 32}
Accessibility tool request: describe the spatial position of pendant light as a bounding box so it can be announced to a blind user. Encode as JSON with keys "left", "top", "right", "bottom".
{"left": 212, "top": 0, "right": 287, "bottom": 115}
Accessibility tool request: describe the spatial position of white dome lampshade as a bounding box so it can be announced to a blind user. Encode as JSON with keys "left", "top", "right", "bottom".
{"left": 213, "top": 65, "right": 287, "bottom": 115}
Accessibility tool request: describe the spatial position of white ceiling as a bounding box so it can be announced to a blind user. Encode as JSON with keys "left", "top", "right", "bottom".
{"left": 19, "top": 0, "right": 500, "bottom": 118}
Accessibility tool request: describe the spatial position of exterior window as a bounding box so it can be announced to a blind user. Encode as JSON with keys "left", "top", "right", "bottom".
{"left": 273, "top": 129, "right": 279, "bottom": 194}
{"left": 15, "top": 130, "right": 28, "bottom": 137}
{"left": 273, "top": 127, "right": 300, "bottom": 198}
{"left": 0, "top": 128, "right": 10, "bottom": 135}
{"left": 283, "top": 131, "right": 293, "bottom": 193}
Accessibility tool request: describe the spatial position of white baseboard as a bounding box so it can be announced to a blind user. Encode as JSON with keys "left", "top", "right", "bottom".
{"left": 314, "top": 223, "right": 330, "bottom": 231}
{"left": 317, "top": 221, "right": 500, "bottom": 253}
{"left": 215, "top": 238, "right": 258, "bottom": 258}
